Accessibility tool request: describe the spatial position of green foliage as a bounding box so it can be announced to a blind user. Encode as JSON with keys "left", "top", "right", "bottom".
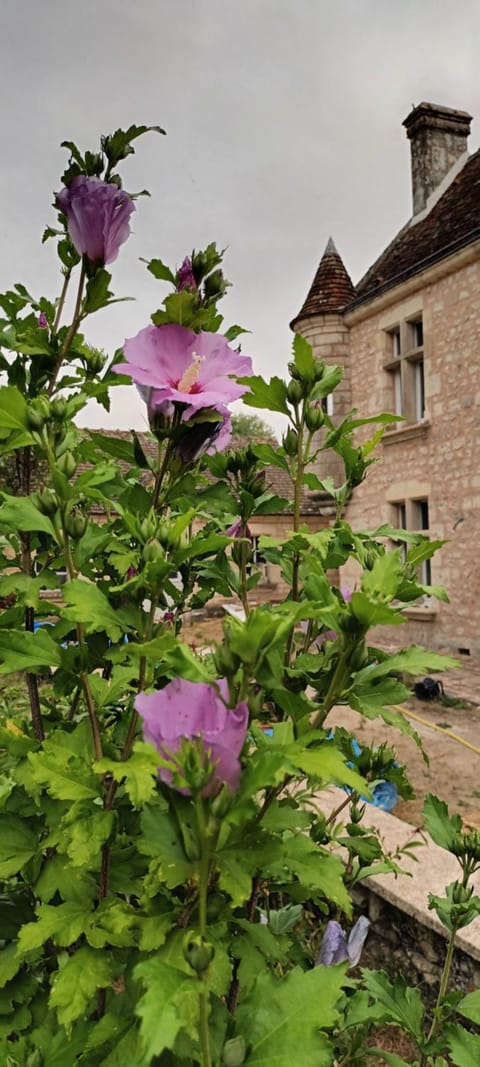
{"left": 0, "top": 124, "right": 462, "bottom": 1067}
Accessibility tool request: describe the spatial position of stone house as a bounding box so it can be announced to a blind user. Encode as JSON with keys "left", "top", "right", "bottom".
{"left": 291, "top": 102, "right": 480, "bottom": 658}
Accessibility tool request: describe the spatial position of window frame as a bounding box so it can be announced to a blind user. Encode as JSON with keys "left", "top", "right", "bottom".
{"left": 384, "top": 313, "right": 425, "bottom": 425}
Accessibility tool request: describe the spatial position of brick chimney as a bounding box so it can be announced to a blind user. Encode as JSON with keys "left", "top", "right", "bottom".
{"left": 403, "top": 102, "right": 472, "bottom": 215}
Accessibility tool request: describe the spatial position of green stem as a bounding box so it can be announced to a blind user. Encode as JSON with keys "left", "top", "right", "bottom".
{"left": 53, "top": 269, "right": 72, "bottom": 332}
{"left": 195, "top": 796, "right": 212, "bottom": 1067}
{"left": 238, "top": 528, "right": 250, "bottom": 618}
{"left": 59, "top": 521, "right": 103, "bottom": 760}
{"left": 48, "top": 263, "right": 86, "bottom": 395}
{"left": 426, "top": 925, "right": 458, "bottom": 1045}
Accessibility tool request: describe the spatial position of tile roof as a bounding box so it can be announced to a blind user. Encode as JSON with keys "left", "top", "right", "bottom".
{"left": 290, "top": 237, "right": 355, "bottom": 329}
{"left": 81, "top": 429, "right": 330, "bottom": 516}
{"left": 350, "top": 149, "right": 480, "bottom": 309}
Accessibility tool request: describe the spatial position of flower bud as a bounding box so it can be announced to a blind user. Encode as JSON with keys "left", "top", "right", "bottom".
{"left": 314, "top": 359, "right": 326, "bottom": 381}
{"left": 452, "top": 882, "right": 473, "bottom": 905}
{"left": 64, "top": 509, "right": 87, "bottom": 539}
{"left": 27, "top": 408, "right": 46, "bottom": 432}
{"left": 222, "top": 1036, "right": 247, "bottom": 1066}
{"left": 206, "top": 892, "right": 227, "bottom": 922}
{"left": 57, "top": 451, "right": 77, "bottom": 478}
{"left": 37, "top": 488, "right": 59, "bottom": 516}
{"left": 282, "top": 428, "right": 299, "bottom": 457}
{"left": 288, "top": 361, "right": 301, "bottom": 381}
{"left": 286, "top": 379, "right": 303, "bottom": 405}
{"left": 210, "top": 784, "right": 232, "bottom": 819}
{"left": 183, "top": 934, "right": 215, "bottom": 974}
{"left": 304, "top": 404, "right": 325, "bottom": 432}
{"left": 204, "top": 269, "right": 228, "bottom": 301}
{"left": 142, "top": 538, "right": 165, "bottom": 564}
{"left": 213, "top": 644, "right": 240, "bottom": 676}
{"left": 36, "top": 396, "right": 51, "bottom": 420}
{"left": 51, "top": 397, "right": 67, "bottom": 420}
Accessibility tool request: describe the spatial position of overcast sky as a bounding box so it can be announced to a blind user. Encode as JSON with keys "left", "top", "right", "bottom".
{"left": 0, "top": 0, "right": 478, "bottom": 436}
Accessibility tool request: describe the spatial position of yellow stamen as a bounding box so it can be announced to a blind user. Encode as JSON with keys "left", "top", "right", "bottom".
{"left": 177, "top": 352, "right": 204, "bottom": 393}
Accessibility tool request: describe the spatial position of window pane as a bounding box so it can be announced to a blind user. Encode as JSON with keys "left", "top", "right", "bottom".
{"left": 415, "top": 360, "right": 425, "bottom": 420}
{"left": 414, "top": 319, "right": 423, "bottom": 347}
{"left": 394, "top": 367, "right": 402, "bottom": 415}
{"left": 390, "top": 328, "right": 401, "bottom": 357}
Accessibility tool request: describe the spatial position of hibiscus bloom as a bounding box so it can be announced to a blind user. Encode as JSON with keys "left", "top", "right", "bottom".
{"left": 114, "top": 324, "right": 252, "bottom": 418}
{"left": 316, "top": 917, "right": 370, "bottom": 967}
{"left": 135, "top": 677, "right": 249, "bottom": 796}
{"left": 56, "top": 176, "right": 134, "bottom": 267}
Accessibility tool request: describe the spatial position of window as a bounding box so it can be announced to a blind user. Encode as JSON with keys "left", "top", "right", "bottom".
{"left": 385, "top": 314, "right": 425, "bottom": 424}
{"left": 321, "top": 394, "right": 334, "bottom": 417}
{"left": 248, "top": 536, "right": 270, "bottom": 581}
{"left": 391, "top": 496, "right": 431, "bottom": 586}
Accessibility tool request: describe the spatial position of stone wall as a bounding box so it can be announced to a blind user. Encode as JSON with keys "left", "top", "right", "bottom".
{"left": 338, "top": 255, "right": 480, "bottom": 657}
{"left": 353, "top": 884, "right": 480, "bottom": 1002}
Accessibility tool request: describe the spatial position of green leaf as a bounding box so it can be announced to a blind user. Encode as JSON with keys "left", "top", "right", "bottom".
{"left": 27, "top": 726, "right": 99, "bottom": 801}
{"left": 361, "top": 549, "right": 404, "bottom": 600}
{"left": 94, "top": 742, "right": 159, "bottom": 808}
{"left": 17, "top": 901, "right": 93, "bottom": 953}
{"left": 361, "top": 969, "right": 424, "bottom": 1040}
{"left": 58, "top": 805, "right": 116, "bottom": 867}
{"left": 239, "top": 374, "right": 290, "bottom": 415}
{"left": 446, "top": 1024, "right": 480, "bottom": 1066}
{"left": 289, "top": 743, "right": 370, "bottom": 796}
{"left": 236, "top": 965, "right": 346, "bottom": 1066}
{"left": 0, "top": 628, "right": 61, "bottom": 674}
{"left": 0, "top": 493, "right": 57, "bottom": 536}
{"left": 139, "top": 804, "right": 192, "bottom": 888}
{"left": 134, "top": 958, "right": 199, "bottom": 1061}
{"left": 102, "top": 123, "right": 165, "bottom": 166}
{"left": 0, "top": 385, "right": 30, "bottom": 431}
{"left": 147, "top": 257, "right": 175, "bottom": 283}
{"left": 457, "top": 988, "right": 480, "bottom": 1025}
{"left": 61, "top": 579, "right": 131, "bottom": 641}
{"left": 423, "top": 794, "right": 463, "bottom": 852}
{"left": 50, "top": 947, "right": 115, "bottom": 1029}
{"left": 292, "top": 333, "right": 316, "bottom": 380}
{"left": 0, "top": 815, "right": 39, "bottom": 876}
{"left": 0, "top": 944, "right": 23, "bottom": 989}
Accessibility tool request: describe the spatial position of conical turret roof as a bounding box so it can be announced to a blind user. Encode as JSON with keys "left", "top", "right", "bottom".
{"left": 290, "top": 237, "right": 355, "bottom": 329}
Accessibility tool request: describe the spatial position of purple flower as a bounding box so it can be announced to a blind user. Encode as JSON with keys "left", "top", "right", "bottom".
{"left": 177, "top": 256, "right": 197, "bottom": 291}
{"left": 135, "top": 678, "right": 249, "bottom": 796}
{"left": 226, "top": 519, "right": 253, "bottom": 539}
{"left": 55, "top": 176, "right": 134, "bottom": 267}
{"left": 341, "top": 586, "right": 353, "bottom": 602}
{"left": 38, "top": 312, "right": 48, "bottom": 330}
{"left": 316, "top": 917, "right": 370, "bottom": 968}
{"left": 114, "top": 324, "right": 252, "bottom": 418}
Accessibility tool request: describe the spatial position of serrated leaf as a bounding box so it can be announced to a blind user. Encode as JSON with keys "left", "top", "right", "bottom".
{"left": 134, "top": 958, "right": 199, "bottom": 1060}
{"left": 50, "top": 946, "right": 115, "bottom": 1029}
{"left": 423, "top": 794, "right": 463, "bottom": 851}
{"left": 17, "top": 901, "right": 93, "bottom": 953}
{"left": 94, "top": 742, "right": 159, "bottom": 808}
{"left": 139, "top": 805, "right": 192, "bottom": 888}
{"left": 62, "top": 579, "right": 131, "bottom": 641}
{"left": 0, "top": 628, "right": 61, "bottom": 674}
{"left": 290, "top": 743, "right": 371, "bottom": 796}
{"left": 0, "top": 385, "right": 30, "bottom": 431}
{"left": 367, "top": 1051, "right": 413, "bottom": 1067}
{"left": 446, "top": 1024, "right": 480, "bottom": 1066}
{"left": 292, "top": 333, "right": 316, "bottom": 379}
{"left": 457, "top": 988, "right": 480, "bottom": 1025}
{"left": 146, "top": 257, "right": 175, "bottom": 283}
{"left": 239, "top": 374, "right": 290, "bottom": 415}
{"left": 0, "top": 816, "right": 39, "bottom": 876}
{"left": 236, "top": 965, "right": 346, "bottom": 1066}
{"left": 361, "top": 969, "right": 424, "bottom": 1040}
{"left": 0, "top": 494, "right": 57, "bottom": 536}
